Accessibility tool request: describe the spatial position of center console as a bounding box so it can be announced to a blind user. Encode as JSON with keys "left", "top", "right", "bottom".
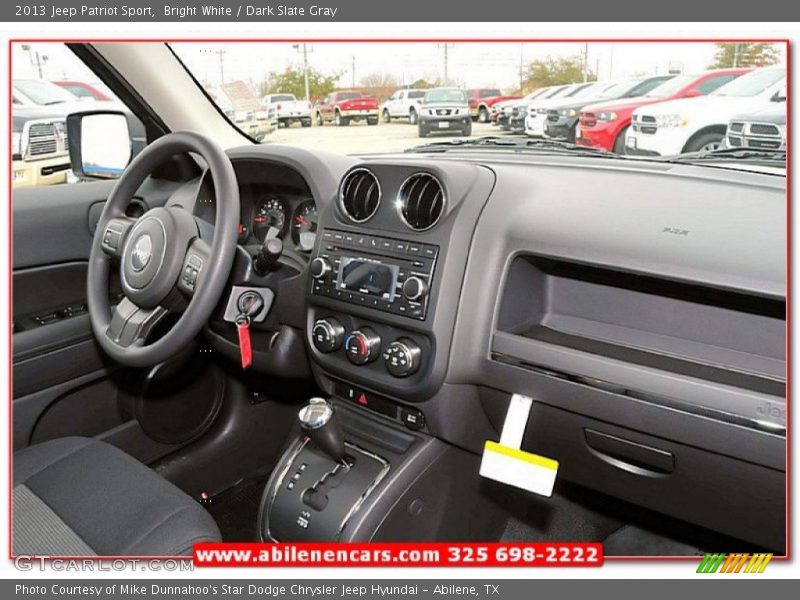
{"left": 257, "top": 160, "right": 496, "bottom": 542}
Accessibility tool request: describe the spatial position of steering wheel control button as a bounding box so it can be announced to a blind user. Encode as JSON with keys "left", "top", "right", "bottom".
{"left": 310, "top": 257, "right": 332, "bottom": 279}
{"left": 181, "top": 253, "right": 204, "bottom": 291}
{"left": 402, "top": 276, "right": 429, "bottom": 301}
{"left": 312, "top": 318, "right": 345, "bottom": 353}
{"left": 383, "top": 338, "right": 422, "bottom": 377}
{"left": 401, "top": 408, "right": 426, "bottom": 431}
{"left": 344, "top": 328, "right": 381, "bottom": 365}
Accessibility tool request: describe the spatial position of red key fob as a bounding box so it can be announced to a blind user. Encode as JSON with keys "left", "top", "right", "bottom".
{"left": 236, "top": 317, "right": 252, "bottom": 369}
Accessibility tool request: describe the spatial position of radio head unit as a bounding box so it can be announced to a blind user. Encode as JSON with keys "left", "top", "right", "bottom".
{"left": 310, "top": 228, "right": 438, "bottom": 320}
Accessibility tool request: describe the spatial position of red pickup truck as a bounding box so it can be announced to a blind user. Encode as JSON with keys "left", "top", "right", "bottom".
{"left": 314, "top": 91, "right": 380, "bottom": 126}
{"left": 466, "top": 88, "right": 521, "bottom": 122}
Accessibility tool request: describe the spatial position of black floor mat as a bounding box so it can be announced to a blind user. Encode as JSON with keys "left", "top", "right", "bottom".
{"left": 203, "top": 476, "right": 269, "bottom": 542}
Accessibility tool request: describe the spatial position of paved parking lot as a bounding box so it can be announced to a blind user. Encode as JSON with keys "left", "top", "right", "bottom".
{"left": 264, "top": 120, "right": 501, "bottom": 155}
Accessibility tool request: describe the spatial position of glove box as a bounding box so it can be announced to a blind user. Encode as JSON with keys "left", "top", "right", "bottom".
{"left": 524, "top": 402, "right": 785, "bottom": 552}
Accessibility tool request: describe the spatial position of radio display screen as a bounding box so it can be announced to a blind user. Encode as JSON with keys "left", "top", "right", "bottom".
{"left": 336, "top": 257, "right": 399, "bottom": 301}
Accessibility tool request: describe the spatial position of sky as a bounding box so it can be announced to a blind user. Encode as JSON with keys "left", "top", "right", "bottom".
{"left": 12, "top": 41, "right": 788, "bottom": 92}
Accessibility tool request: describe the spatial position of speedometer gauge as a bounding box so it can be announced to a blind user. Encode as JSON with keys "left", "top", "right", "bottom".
{"left": 253, "top": 197, "right": 286, "bottom": 242}
{"left": 291, "top": 200, "right": 318, "bottom": 252}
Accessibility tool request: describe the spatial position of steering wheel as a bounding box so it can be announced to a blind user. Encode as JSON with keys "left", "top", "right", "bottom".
{"left": 87, "top": 131, "right": 240, "bottom": 368}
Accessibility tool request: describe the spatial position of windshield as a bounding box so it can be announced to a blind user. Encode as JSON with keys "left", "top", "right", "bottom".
{"left": 13, "top": 79, "right": 77, "bottom": 105}
{"left": 168, "top": 41, "right": 786, "bottom": 171}
{"left": 711, "top": 68, "right": 784, "bottom": 97}
{"left": 423, "top": 89, "right": 467, "bottom": 104}
{"left": 644, "top": 74, "right": 695, "bottom": 98}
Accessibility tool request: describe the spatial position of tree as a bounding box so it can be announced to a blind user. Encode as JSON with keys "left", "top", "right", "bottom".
{"left": 359, "top": 72, "right": 399, "bottom": 88}
{"left": 521, "top": 56, "right": 595, "bottom": 91}
{"left": 258, "top": 66, "right": 340, "bottom": 100}
{"left": 708, "top": 43, "right": 780, "bottom": 68}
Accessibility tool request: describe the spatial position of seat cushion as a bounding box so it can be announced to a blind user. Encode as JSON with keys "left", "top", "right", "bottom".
{"left": 13, "top": 437, "right": 221, "bottom": 556}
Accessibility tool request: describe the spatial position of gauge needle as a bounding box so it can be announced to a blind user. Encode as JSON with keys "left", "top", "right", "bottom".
{"left": 254, "top": 217, "right": 268, "bottom": 223}
{"left": 295, "top": 216, "right": 310, "bottom": 226}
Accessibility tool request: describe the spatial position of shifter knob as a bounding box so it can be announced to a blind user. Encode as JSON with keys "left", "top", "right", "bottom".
{"left": 298, "top": 398, "right": 345, "bottom": 461}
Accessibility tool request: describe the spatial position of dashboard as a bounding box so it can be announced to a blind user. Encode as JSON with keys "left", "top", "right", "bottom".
{"left": 193, "top": 160, "right": 319, "bottom": 254}
{"left": 184, "top": 144, "right": 785, "bottom": 552}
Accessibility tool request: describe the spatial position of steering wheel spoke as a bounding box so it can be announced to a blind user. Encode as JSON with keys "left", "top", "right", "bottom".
{"left": 100, "top": 217, "right": 136, "bottom": 258}
{"left": 105, "top": 297, "right": 168, "bottom": 348}
{"left": 178, "top": 237, "right": 211, "bottom": 297}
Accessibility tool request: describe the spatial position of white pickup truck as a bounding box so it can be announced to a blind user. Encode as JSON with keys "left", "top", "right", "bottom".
{"left": 380, "top": 88, "right": 426, "bottom": 124}
{"left": 260, "top": 93, "right": 312, "bottom": 128}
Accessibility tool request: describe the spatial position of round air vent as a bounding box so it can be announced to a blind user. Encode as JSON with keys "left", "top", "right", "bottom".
{"left": 339, "top": 168, "right": 381, "bottom": 223}
{"left": 397, "top": 173, "right": 445, "bottom": 231}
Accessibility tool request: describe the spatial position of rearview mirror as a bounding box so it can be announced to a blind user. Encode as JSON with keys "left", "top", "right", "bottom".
{"left": 66, "top": 111, "right": 132, "bottom": 180}
{"left": 683, "top": 88, "right": 702, "bottom": 98}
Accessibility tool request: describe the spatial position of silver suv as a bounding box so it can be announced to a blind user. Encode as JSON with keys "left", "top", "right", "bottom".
{"left": 417, "top": 88, "right": 472, "bottom": 138}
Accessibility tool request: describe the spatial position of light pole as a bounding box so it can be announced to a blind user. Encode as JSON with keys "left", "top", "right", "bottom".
{"left": 293, "top": 43, "right": 313, "bottom": 101}
{"left": 214, "top": 49, "right": 226, "bottom": 84}
{"left": 22, "top": 45, "right": 48, "bottom": 79}
{"left": 438, "top": 43, "right": 455, "bottom": 85}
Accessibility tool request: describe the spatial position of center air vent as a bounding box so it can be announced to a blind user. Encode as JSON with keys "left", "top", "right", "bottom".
{"left": 339, "top": 168, "right": 381, "bottom": 223}
{"left": 398, "top": 173, "right": 445, "bottom": 231}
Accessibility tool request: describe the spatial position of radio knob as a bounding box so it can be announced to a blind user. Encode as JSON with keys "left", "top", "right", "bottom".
{"left": 402, "top": 276, "right": 429, "bottom": 301}
{"left": 344, "top": 328, "right": 381, "bottom": 365}
{"left": 383, "top": 338, "right": 422, "bottom": 378}
{"left": 310, "top": 257, "right": 331, "bottom": 279}
{"left": 311, "top": 318, "right": 345, "bottom": 353}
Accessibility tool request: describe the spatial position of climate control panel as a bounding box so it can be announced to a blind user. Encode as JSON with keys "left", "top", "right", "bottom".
{"left": 310, "top": 316, "right": 427, "bottom": 379}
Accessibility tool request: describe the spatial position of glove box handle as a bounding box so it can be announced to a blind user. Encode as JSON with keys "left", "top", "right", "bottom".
{"left": 583, "top": 429, "right": 674, "bottom": 477}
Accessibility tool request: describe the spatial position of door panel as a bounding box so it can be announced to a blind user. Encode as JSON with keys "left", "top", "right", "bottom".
{"left": 12, "top": 177, "right": 181, "bottom": 450}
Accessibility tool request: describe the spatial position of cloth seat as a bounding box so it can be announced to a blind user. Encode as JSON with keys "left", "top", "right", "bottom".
{"left": 13, "top": 437, "right": 220, "bottom": 556}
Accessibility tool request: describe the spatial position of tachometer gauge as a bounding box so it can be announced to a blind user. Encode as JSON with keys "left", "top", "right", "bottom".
{"left": 253, "top": 197, "right": 287, "bottom": 242}
{"left": 292, "top": 200, "right": 318, "bottom": 252}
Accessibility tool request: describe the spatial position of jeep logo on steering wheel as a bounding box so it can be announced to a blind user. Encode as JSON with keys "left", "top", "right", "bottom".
{"left": 130, "top": 234, "right": 152, "bottom": 272}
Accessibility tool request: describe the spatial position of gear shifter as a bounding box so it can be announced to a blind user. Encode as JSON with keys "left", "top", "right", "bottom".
{"left": 298, "top": 398, "right": 346, "bottom": 462}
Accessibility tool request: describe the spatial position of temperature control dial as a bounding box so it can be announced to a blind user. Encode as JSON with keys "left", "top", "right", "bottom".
{"left": 383, "top": 338, "right": 422, "bottom": 377}
{"left": 344, "top": 328, "right": 381, "bottom": 365}
{"left": 311, "top": 318, "right": 345, "bottom": 353}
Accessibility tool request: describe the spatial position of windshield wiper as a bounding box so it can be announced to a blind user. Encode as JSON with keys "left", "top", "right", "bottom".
{"left": 43, "top": 100, "right": 66, "bottom": 105}
{"left": 660, "top": 147, "right": 786, "bottom": 166}
{"left": 405, "top": 136, "right": 620, "bottom": 158}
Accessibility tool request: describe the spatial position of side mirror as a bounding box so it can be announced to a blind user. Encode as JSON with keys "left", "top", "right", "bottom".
{"left": 66, "top": 110, "right": 133, "bottom": 180}
{"left": 683, "top": 88, "right": 702, "bottom": 98}
{"left": 772, "top": 88, "right": 787, "bottom": 102}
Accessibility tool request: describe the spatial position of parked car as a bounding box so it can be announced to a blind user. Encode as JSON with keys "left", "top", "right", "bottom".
{"left": 626, "top": 66, "right": 786, "bottom": 156}
{"left": 260, "top": 93, "right": 312, "bottom": 128}
{"left": 314, "top": 91, "right": 380, "bottom": 126}
{"left": 466, "top": 88, "right": 520, "bottom": 122}
{"left": 381, "top": 88, "right": 426, "bottom": 124}
{"left": 13, "top": 78, "right": 79, "bottom": 106}
{"left": 544, "top": 75, "right": 675, "bottom": 143}
{"left": 53, "top": 80, "right": 113, "bottom": 101}
{"left": 724, "top": 101, "right": 786, "bottom": 151}
{"left": 577, "top": 68, "right": 750, "bottom": 153}
{"left": 492, "top": 88, "right": 549, "bottom": 129}
{"left": 12, "top": 106, "right": 71, "bottom": 189}
{"left": 418, "top": 87, "right": 472, "bottom": 137}
{"left": 12, "top": 80, "right": 98, "bottom": 188}
{"left": 505, "top": 86, "right": 563, "bottom": 132}
{"left": 208, "top": 85, "right": 276, "bottom": 141}
{"left": 524, "top": 82, "right": 597, "bottom": 137}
